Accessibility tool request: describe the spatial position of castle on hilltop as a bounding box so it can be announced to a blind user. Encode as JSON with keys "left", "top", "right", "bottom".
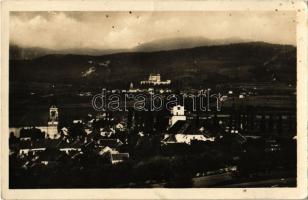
{"left": 140, "top": 74, "right": 171, "bottom": 85}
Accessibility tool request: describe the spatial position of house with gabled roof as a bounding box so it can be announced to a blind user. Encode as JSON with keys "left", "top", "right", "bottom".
{"left": 110, "top": 153, "right": 129, "bottom": 164}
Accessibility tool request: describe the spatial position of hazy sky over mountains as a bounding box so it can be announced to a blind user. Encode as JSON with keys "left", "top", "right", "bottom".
{"left": 10, "top": 11, "right": 296, "bottom": 50}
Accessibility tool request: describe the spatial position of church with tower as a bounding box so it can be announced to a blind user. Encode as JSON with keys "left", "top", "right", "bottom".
{"left": 9, "top": 105, "right": 60, "bottom": 139}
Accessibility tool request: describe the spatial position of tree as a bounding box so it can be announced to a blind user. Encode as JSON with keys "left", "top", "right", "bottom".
{"left": 69, "top": 123, "right": 86, "bottom": 139}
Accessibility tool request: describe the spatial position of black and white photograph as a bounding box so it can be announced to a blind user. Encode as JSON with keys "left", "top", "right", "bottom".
{"left": 1, "top": 0, "right": 307, "bottom": 199}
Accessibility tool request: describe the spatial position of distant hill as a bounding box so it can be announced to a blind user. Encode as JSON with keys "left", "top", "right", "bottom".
{"left": 10, "top": 42, "right": 296, "bottom": 89}
{"left": 9, "top": 44, "right": 128, "bottom": 60}
{"left": 9, "top": 37, "right": 249, "bottom": 60}
{"left": 133, "top": 37, "right": 248, "bottom": 52}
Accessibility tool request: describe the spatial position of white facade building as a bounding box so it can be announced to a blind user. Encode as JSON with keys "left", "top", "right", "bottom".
{"left": 162, "top": 134, "right": 215, "bottom": 145}
{"left": 169, "top": 105, "right": 187, "bottom": 126}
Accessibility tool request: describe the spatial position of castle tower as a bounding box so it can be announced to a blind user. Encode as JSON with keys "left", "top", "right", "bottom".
{"left": 47, "top": 105, "right": 59, "bottom": 139}
{"left": 156, "top": 74, "right": 161, "bottom": 82}
{"left": 169, "top": 105, "right": 186, "bottom": 127}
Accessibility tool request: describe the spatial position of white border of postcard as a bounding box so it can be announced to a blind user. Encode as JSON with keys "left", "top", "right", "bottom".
{"left": 1, "top": 0, "right": 307, "bottom": 199}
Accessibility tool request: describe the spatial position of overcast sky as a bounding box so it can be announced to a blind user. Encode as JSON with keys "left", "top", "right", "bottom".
{"left": 10, "top": 11, "right": 296, "bottom": 50}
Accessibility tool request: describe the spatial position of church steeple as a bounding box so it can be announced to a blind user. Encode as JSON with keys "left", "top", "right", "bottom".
{"left": 49, "top": 105, "right": 58, "bottom": 122}
{"left": 47, "top": 105, "right": 59, "bottom": 139}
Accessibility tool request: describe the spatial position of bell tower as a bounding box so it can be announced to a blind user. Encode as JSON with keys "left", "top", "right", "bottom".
{"left": 49, "top": 105, "right": 58, "bottom": 121}
{"left": 47, "top": 105, "right": 59, "bottom": 139}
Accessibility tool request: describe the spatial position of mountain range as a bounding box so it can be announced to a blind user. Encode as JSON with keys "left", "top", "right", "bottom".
{"left": 10, "top": 37, "right": 249, "bottom": 60}
{"left": 10, "top": 41, "right": 296, "bottom": 89}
